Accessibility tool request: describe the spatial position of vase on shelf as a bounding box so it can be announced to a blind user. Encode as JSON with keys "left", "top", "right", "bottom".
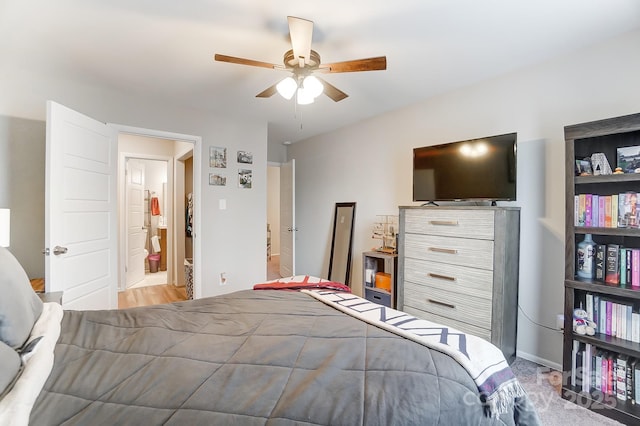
{"left": 576, "top": 233, "right": 595, "bottom": 280}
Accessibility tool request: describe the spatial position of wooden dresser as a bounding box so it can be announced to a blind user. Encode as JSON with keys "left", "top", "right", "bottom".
{"left": 397, "top": 206, "right": 520, "bottom": 362}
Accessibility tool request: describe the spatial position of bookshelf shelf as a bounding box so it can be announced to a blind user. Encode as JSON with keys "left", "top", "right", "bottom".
{"left": 566, "top": 279, "right": 640, "bottom": 300}
{"left": 563, "top": 111, "right": 640, "bottom": 423}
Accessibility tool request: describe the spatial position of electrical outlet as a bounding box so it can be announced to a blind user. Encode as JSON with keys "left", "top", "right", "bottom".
{"left": 556, "top": 314, "right": 564, "bottom": 330}
{"left": 219, "top": 272, "right": 228, "bottom": 285}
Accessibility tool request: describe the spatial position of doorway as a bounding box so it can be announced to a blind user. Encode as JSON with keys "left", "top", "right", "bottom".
{"left": 124, "top": 157, "right": 169, "bottom": 289}
{"left": 267, "top": 164, "right": 281, "bottom": 280}
{"left": 115, "top": 126, "right": 200, "bottom": 300}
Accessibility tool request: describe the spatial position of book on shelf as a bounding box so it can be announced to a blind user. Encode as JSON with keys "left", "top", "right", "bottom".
{"left": 592, "top": 194, "right": 599, "bottom": 228}
{"left": 633, "top": 249, "right": 640, "bottom": 288}
{"left": 628, "top": 358, "right": 638, "bottom": 403}
{"left": 595, "top": 244, "right": 606, "bottom": 281}
{"left": 574, "top": 191, "right": 640, "bottom": 228}
{"left": 617, "top": 354, "right": 628, "bottom": 401}
{"left": 621, "top": 248, "right": 628, "bottom": 286}
{"left": 612, "top": 194, "right": 619, "bottom": 228}
{"left": 585, "top": 194, "right": 593, "bottom": 227}
{"left": 605, "top": 244, "right": 620, "bottom": 285}
{"left": 582, "top": 292, "right": 640, "bottom": 343}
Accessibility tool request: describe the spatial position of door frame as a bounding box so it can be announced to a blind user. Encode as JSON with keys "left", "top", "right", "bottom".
{"left": 119, "top": 153, "right": 173, "bottom": 291}
{"left": 111, "top": 124, "right": 202, "bottom": 299}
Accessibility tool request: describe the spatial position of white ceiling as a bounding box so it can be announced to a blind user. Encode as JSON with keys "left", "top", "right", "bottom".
{"left": 2, "top": 0, "right": 640, "bottom": 144}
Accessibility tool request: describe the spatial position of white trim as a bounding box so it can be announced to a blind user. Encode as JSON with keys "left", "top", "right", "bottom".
{"left": 516, "top": 350, "right": 562, "bottom": 372}
{"left": 109, "top": 123, "right": 202, "bottom": 300}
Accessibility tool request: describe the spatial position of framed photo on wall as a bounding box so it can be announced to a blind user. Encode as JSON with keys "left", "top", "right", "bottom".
{"left": 210, "top": 146, "right": 227, "bottom": 168}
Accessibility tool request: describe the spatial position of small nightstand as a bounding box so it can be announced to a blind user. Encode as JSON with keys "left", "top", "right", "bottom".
{"left": 37, "top": 291, "right": 63, "bottom": 305}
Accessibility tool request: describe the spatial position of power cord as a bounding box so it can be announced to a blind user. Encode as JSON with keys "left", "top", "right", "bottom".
{"left": 518, "top": 304, "right": 563, "bottom": 333}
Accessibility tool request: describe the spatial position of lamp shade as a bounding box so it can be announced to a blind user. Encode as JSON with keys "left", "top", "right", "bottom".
{"left": 276, "top": 77, "right": 297, "bottom": 100}
{"left": 0, "top": 209, "right": 9, "bottom": 247}
{"left": 302, "top": 76, "right": 323, "bottom": 99}
{"left": 296, "top": 87, "right": 314, "bottom": 105}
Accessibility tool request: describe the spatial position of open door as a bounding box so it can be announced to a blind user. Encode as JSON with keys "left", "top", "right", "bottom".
{"left": 125, "top": 159, "right": 146, "bottom": 288}
{"left": 279, "top": 159, "right": 295, "bottom": 277}
{"left": 45, "top": 101, "right": 118, "bottom": 310}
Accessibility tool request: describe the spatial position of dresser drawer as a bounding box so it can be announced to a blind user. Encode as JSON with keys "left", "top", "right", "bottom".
{"left": 403, "top": 284, "right": 492, "bottom": 330}
{"left": 404, "top": 208, "right": 495, "bottom": 239}
{"left": 404, "top": 257, "right": 493, "bottom": 300}
{"left": 404, "top": 233, "right": 494, "bottom": 270}
{"left": 403, "top": 306, "right": 492, "bottom": 341}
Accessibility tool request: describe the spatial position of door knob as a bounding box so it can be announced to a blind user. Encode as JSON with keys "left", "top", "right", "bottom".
{"left": 53, "top": 246, "right": 68, "bottom": 255}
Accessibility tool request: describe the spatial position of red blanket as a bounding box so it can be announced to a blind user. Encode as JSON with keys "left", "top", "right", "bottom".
{"left": 253, "top": 275, "right": 351, "bottom": 292}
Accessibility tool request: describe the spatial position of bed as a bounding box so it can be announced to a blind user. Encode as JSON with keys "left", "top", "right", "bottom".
{"left": 0, "top": 248, "right": 540, "bottom": 425}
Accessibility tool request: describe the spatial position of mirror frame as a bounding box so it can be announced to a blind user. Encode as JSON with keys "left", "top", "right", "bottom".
{"left": 327, "top": 202, "right": 356, "bottom": 286}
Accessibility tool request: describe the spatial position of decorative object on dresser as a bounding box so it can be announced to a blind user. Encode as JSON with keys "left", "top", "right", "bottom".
{"left": 371, "top": 215, "right": 398, "bottom": 254}
{"left": 362, "top": 250, "right": 398, "bottom": 308}
{"left": 563, "top": 111, "right": 640, "bottom": 424}
{"left": 397, "top": 206, "right": 520, "bottom": 363}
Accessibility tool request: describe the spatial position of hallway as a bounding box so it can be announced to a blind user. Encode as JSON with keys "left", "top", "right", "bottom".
{"left": 267, "top": 254, "right": 281, "bottom": 280}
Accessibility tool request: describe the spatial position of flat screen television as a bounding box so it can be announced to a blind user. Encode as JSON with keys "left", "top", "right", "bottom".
{"left": 413, "top": 132, "right": 517, "bottom": 203}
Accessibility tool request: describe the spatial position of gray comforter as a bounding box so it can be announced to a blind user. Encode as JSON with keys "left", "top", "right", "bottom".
{"left": 30, "top": 290, "right": 540, "bottom": 425}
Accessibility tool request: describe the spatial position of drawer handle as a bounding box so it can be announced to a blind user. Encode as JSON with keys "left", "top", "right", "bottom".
{"left": 429, "top": 220, "right": 459, "bottom": 226}
{"left": 428, "top": 273, "right": 456, "bottom": 281}
{"left": 429, "top": 247, "right": 458, "bottom": 255}
{"left": 427, "top": 299, "right": 456, "bottom": 309}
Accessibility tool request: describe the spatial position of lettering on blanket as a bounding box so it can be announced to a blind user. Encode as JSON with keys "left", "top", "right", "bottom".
{"left": 312, "top": 290, "right": 469, "bottom": 358}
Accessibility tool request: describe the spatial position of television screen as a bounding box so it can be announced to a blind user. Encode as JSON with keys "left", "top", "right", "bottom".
{"left": 413, "top": 133, "right": 517, "bottom": 202}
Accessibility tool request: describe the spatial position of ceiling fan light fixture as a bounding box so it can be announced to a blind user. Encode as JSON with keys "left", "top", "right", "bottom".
{"left": 276, "top": 76, "right": 297, "bottom": 100}
{"left": 303, "top": 75, "right": 323, "bottom": 99}
{"left": 296, "top": 87, "right": 314, "bottom": 105}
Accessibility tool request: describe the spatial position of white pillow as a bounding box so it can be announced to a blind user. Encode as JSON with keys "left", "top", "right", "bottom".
{"left": 0, "top": 247, "right": 43, "bottom": 348}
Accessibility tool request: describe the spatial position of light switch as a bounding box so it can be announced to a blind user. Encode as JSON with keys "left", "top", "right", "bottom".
{"left": 219, "top": 199, "right": 226, "bottom": 210}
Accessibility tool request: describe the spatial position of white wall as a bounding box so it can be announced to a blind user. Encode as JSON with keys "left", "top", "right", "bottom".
{"left": 0, "top": 68, "right": 268, "bottom": 298}
{"left": 287, "top": 28, "right": 640, "bottom": 368}
{"left": 0, "top": 116, "right": 45, "bottom": 278}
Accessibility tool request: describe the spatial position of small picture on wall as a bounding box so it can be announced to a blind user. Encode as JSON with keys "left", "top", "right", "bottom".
{"left": 237, "top": 150, "right": 253, "bottom": 164}
{"left": 238, "top": 169, "right": 252, "bottom": 189}
{"left": 210, "top": 146, "right": 227, "bottom": 168}
{"left": 209, "top": 173, "right": 226, "bottom": 186}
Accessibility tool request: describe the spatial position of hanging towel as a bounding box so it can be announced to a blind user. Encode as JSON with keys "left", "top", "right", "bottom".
{"left": 151, "top": 235, "right": 161, "bottom": 252}
{"left": 150, "top": 197, "right": 160, "bottom": 216}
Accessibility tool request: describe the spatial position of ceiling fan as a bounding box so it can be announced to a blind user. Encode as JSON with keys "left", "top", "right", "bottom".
{"left": 214, "top": 16, "right": 387, "bottom": 105}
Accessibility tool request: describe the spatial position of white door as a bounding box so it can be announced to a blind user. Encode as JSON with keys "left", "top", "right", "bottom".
{"left": 280, "top": 159, "right": 295, "bottom": 277}
{"left": 125, "top": 159, "right": 145, "bottom": 288}
{"left": 45, "top": 101, "right": 118, "bottom": 310}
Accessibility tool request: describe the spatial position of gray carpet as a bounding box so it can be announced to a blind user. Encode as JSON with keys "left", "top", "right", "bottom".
{"left": 511, "top": 357, "right": 623, "bottom": 425}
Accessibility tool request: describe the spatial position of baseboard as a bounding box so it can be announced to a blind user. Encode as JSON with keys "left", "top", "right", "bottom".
{"left": 516, "top": 350, "right": 562, "bottom": 372}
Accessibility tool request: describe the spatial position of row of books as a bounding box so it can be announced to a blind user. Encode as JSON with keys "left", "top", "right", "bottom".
{"left": 574, "top": 192, "right": 639, "bottom": 228}
{"left": 584, "top": 293, "right": 640, "bottom": 342}
{"left": 571, "top": 341, "right": 640, "bottom": 403}
{"left": 591, "top": 244, "right": 640, "bottom": 287}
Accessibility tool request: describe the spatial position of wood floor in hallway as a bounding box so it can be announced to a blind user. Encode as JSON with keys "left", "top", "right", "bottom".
{"left": 118, "top": 284, "right": 187, "bottom": 309}
{"left": 119, "top": 255, "right": 280, "bottom": 309}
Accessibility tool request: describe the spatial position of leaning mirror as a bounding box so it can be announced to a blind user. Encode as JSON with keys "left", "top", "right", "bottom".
{"left": 328, "top": 202, "right": 356, "bottom": 286}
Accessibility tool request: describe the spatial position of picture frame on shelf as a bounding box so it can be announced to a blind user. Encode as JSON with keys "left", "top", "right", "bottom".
{"left": 616, "top": 145, "right": 640, "bottom": 173}
{"left": 575, "top": 159, "right": 592, "bottom": 176}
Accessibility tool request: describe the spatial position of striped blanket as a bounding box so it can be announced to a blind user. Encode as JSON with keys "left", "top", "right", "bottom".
{"left": 303, "top": 289, "right": 526, "bottom": 417}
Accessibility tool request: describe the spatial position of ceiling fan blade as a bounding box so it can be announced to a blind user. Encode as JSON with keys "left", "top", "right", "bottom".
{"left": 320, "top": 56, "right": 387, "bottom": 73}
{"left": 287, "top": 16, "right": 313, "bottom": 65}
{"left": 214, "top": 54, "right": 284, "bottom": 70}
{"left": 316, "top": 77, "right": 348, "bottom": 102}
{"left": 256, "top": 84, "right": 278, "bottom": 98}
